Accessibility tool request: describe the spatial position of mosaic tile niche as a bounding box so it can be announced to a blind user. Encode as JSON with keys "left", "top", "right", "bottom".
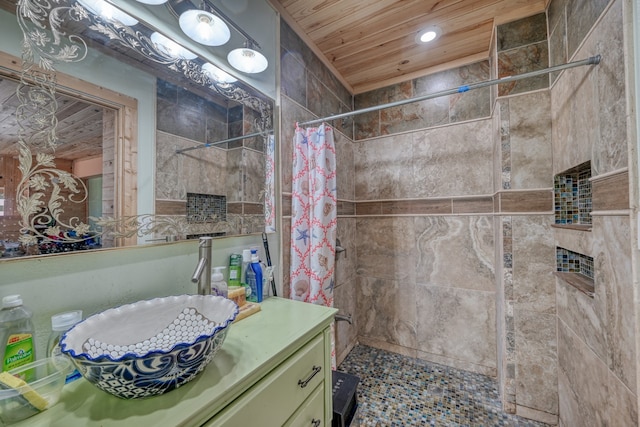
{"left": 186, "top": 193, "right": 227, "bottom": 223}
{"left": 556, "top": 247, "right": 594, "bottom": 279}
{"left": 554, "top": 161, "right": 592, "bottom": 225}
{"left": 555, "top": 247, "right": 594, "bottom": 297}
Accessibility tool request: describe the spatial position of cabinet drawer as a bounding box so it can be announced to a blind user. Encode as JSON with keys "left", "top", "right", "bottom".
{"left": 205, "top": 334, "right": 325, "bottom": 427}
{"left": 283, "top": 384, "right": 325, "bottom": 427}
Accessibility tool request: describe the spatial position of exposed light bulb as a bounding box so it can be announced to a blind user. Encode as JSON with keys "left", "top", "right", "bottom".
{"left": 196, "top": 14, "right": 212, "bottom": 38}
{"left": 179, "top": 10, "right": 230, "bottom": 46}
{"left": 135, "top": 0, "right": 168, "bottom": 4}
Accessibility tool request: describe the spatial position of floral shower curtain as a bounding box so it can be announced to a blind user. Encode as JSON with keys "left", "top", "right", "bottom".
{"left": 290, "top": 123, "right": 337, "bottom": 367}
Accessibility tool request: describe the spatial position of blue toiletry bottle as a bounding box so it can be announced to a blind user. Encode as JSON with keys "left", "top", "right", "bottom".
{"left": 245, "top": 249, "right": 263, "bottom": 303}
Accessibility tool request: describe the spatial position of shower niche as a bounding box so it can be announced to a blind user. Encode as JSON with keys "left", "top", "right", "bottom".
{"left": 554, "top": 247, "right": 594, "bottom": 297}
{"left": 552, "top": 161, "right": 594, "bottom": 297}
{"left": 553, "top": 161, "right": 592, "bottom": 230}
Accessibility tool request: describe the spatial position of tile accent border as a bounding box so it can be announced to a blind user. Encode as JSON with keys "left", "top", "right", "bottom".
{"left": 227, "top": 202, "right": 264, "bottom": 215}
{"left": 156, "top": 199, "right": 186, "bottom": 215}
{"left": 284, "top": 191, "right": 554, "bottom": 220}
{"left": 350, "top": 191, "right": 552, "bottom": 217}
{"left": 591, "top": 169, "right": 629, "bottom": 212}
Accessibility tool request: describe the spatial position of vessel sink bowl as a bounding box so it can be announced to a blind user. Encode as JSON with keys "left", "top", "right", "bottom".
{"left": 60, "top": 294, "right": 238, "bottom": 399}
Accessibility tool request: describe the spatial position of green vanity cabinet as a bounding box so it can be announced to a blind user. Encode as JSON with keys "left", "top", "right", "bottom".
{"left": 15, "top": 298, "right": 337, "bottom": 427}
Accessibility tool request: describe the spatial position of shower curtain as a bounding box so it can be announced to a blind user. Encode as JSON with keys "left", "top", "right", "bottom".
{"left": 290, "top": 123, "right": 337, "bottom": 368}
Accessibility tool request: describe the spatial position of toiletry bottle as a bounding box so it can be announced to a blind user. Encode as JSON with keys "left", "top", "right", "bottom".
{"left": 0, "top": 295, "right": 35, "bottom": 372}
{"left": 241, "top": 249, "right": 252, "bottom": 299}
{"left": 228, "top": 253, "right": 242, "bottom": 287}
{"left": 246, "top": 249, "right": 264, "bottom": 303}
{"left": 251, "top": 249, "right": 264, "bottom": 303}
{"left": 211, "top": 266, "right": 228, "bottom": 298}
{"left": 46, "top": 310, "right": 83, "bottom": 383}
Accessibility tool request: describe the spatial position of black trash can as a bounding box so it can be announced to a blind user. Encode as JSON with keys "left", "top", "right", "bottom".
{"left": 332, "top": 371, "right": 360, "bottom": 427}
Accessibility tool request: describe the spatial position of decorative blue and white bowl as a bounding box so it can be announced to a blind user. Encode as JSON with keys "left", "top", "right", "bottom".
{"left": 60, "top": 294, "right": 238, "bottom": 399}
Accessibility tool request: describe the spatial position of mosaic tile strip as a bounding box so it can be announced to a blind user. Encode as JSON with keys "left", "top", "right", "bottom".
{"left": 338, "top": 345, "right": 550, "bottom": 427}
{"left": 556, "top": 247, "right": 594, "bottom": 279}
{"left": 501, "top": 216, "right": 516, "bottom": 408}
{"left": 186, "top": 192, "right": 227, "bottom": 223}
{"left": 500, "top": 100, "right": 511, "bottom": 191}
{"left": 554, "top": 162, "right": 592, "bottom": 225}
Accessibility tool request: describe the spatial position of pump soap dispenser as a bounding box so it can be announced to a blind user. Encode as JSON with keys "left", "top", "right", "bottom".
{"left": 211, "top": 266, "right": 228, "bottom": 298}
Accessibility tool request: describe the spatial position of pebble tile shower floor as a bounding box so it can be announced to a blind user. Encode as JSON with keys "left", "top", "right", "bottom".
{"left": 337, "top": 345, "right": 551, "bottom": 427}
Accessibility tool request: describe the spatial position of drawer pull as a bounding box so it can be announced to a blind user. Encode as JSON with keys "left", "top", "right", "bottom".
{"left": 311, "top": 418, "right": 321, "bottom": 427}
{"left": 298, "top": 365, "right": 321, "bottom": 388}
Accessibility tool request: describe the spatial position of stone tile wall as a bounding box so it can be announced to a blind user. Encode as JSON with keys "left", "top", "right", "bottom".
{"left": 494, "top": 88, "right": 556, "bottom": 424}
{"left": 353, "top": 117, "right": 498, "bottom": 377}
{"left": 353, "top": 61, "right": 491, "bottom": 140}
{"left": 496, "top": 13, "right": 549, "bottom": 96}
{"left": 549, "top": 0, "right": 638, "bottom": 426}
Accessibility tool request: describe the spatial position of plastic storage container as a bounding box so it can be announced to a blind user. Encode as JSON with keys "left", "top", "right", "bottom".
{"left": 0, "top": 295, "right": 36, "bottom": 372}
{"left": 0, "top": 357, "right": 71, "bottom": 424}
{"left": 46, "top": 310, "right": 83, "bottom": 383}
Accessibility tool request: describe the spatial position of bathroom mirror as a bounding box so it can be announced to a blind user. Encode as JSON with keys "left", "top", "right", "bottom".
{"left": 0, "top": 0, "right": 277, "bottom": 259}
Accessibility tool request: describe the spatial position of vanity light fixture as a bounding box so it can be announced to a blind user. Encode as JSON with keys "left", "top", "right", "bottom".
{"left": 77, "top": 0, "right": 139, "bottom": 26}
{"left": 179, "top": 9, "right": 230, "bottom": 46}
{"left": 150, "top": 32, "right": 197, "bottom": 60}
{"left": 202, "top": 63, "right": 237, "bottom": 83}
{"left": 416, "top": 25, "right": 441, "bottom": 44}
{"left": 227, "top": 41, "right": 268, "bottom": 74}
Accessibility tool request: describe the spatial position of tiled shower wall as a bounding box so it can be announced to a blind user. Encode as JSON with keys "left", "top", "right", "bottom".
{"left": 493, "top": 90, "right": 556, "bottom": 424}
{"left": 351, "top": 13, "right": 557, "bottom": 425}
{"left": 548, "top": 0, "right": 637, "bottom": 425}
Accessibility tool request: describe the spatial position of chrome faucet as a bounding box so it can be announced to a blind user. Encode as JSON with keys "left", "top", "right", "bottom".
{"left": 335, "top": 313, "right": 353, "bottom": 324}
{"left": 191, "top": 237, "right": 212, "bottom": 295}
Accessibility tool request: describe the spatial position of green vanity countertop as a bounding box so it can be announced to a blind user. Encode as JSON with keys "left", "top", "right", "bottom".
{"left": 16, "top": 297, "right": 337, "bottom": 427}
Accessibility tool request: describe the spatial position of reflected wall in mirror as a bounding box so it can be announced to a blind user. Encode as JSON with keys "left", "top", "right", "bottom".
{"left": 0, "top": 0, "right": 277, "bottom": 260}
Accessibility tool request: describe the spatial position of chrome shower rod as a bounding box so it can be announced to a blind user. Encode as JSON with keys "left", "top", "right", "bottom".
{"left": 299, "top": 55, "right": 601, "bottom": 127}
{"left": 176, "top": 130, "right": 272, "bottom": 154}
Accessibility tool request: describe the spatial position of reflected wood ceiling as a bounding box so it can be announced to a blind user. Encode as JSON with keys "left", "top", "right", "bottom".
{"left": 270, "top": 0, "right": 549, "bottom": 94}
{"left": 0, "top": 77, "right": 104, "bottom": 160}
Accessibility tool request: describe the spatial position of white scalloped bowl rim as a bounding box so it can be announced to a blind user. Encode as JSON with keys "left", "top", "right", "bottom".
{"left": 60, "top": 294, "right": 238, "bottom": 362}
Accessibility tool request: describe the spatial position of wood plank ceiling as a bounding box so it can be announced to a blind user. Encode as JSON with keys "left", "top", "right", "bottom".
{"left": 0, "top": 77, "right": 104, "bottom": 159}
{"left": 271, "top": 0, "right": 549, "bottom": 94}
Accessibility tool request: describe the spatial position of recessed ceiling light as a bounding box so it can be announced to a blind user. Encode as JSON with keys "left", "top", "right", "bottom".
{"left": 416, "top": 26, "right": 441, "bottom": 44}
